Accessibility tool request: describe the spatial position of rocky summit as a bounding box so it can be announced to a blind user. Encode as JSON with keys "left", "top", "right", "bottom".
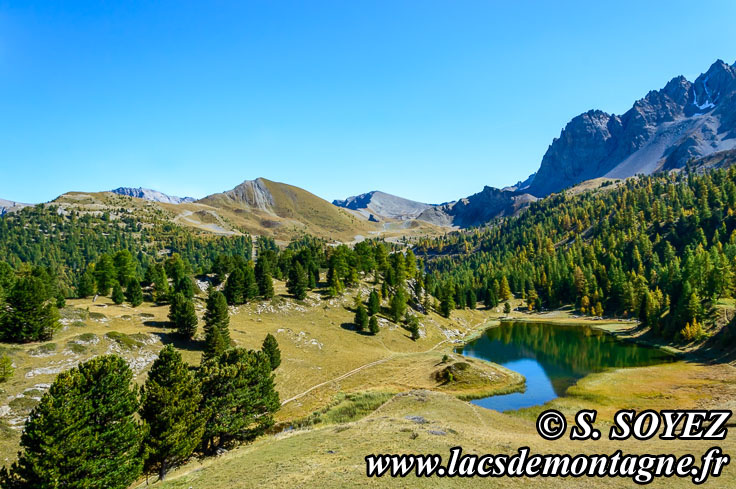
{"left": 525, "top": 60, "right": 736, "bottom": 197}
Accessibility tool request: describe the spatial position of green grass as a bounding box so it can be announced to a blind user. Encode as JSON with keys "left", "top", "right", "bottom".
{"left": 105, "top": 331, "right": 144, "bottom": 350}
{"left": 295, "top": 391, "right": 394, "bottom": 428}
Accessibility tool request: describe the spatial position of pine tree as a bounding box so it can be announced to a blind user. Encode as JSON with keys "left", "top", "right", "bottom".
{"left": 113, "top": 250, "right": 137, "bottom": 287}
{"left": 203, "top": 290, "right": 230, "bottom": 359}
{"left": 168, "top": 293, "right": 198, "bottom": 340}
{"left": 499, "top": 276, "right": 512, "bottom": 301}
{"left": 0, "top": 355, "right": 143, "bottom": 488}
{"left": 354, "top": 304, "right": 369, "bottom": 332}
{"left": 503, "top": 302, "right": 512, "bottom": 314}
{"left": 243, "top": 264, "right": 259, "bottom": 301}
{"left": 369, "top": 315, "right": 379, "bottom": 335}
{"left": 77, "top": 268, "right": 95, "bottom": 298}
{"left": 389, "top": 289, "right": 408, "bottom": 323}
{"left": 0, "top": 276, "right": 59, "bottom": 343}
{"left": 140, "top": 346, "right": 205, "bottom": 481}
{"left": 94, "top": 254, "right": 116, "bottom": 296}
{"left": 259, "top": 271, "right": 275, "bottom": 299}
{"left": 174, "top": 275, "right": 195, "bottom": 299}
{"left": 261, "top": 333, "right": 281, "bottom": 370}
{"left": 198, "top": 348, "right": 280, "bottom": 453}
{"left": 153, "top": 264, "right": 170, "bottom": 303}
{"left": 367, "top": 289, "right": 380, "bottom": 316}
{"left": 287, "top": 262, "right": 308, "bottom": 300}
{"left": 125, "top": 278, "right": 144, "bottom": 307}
{"left": 112, "top": 282, "right": 125, "bottom": 305}
{"left": 224, "top": 267, "right": 246, "bottom": 305}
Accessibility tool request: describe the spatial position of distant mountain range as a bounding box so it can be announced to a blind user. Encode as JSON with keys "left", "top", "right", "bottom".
{"left": 0, "top": 199, "right": 31, "bottom": 216}
{"left": 5, "top": 59, "right": 736, "bottom": 235}
{"left": 332, "top": 191, "right": 433, "bottom": 221}
{"left": 109, "top": 187, "right": 196, "bottom": 204}
{"left": 524, "top": 59, "right": 736, "bottom": 196}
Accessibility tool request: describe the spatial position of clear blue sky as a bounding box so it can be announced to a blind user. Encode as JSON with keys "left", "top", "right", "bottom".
{"left": 1, "top": 1, "right": 735, "bottom": 204}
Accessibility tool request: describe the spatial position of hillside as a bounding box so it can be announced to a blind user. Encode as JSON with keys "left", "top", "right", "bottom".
{"left": 526, "top": 59, "right": 736, "bottom": 197}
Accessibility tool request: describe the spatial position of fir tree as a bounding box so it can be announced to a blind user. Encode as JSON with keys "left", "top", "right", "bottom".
{"left": 77, "top": 268, "right": 95, "bottom": 298}
{"left": 0, "top": 276, "right": 59, "bottom": 343}
{"left": 140, "top": 346, "right": 205, "bottom": 481}
{"left": 203, "top": 290, "right": 230, "bottom": 359}
{"left": 0, "top": 355, "right": 143, "bottom": 488}
{"left": 125, "top": 278, "right": 143, "bottom": 307}
{"left": 261, "top": 333, "right": 281, "bottom": 370}
{"left": 243, "top": 264, "right": 259, "bottom": 301}
{"left": 153, "top": 265, "right": 170, "bottom": 303}
{"left": 389, "top": 289, "right": 408, "bottom": 323}
{"left": 223, "top": 267, "right": 246, "bottom": 305}
{"left": 112, "top": 282, "right": 125, "bottom": 305}
{"left": 369, "top": 315, "right": 379, "bottom": 335}
{"left": 367, "top": 289, "right": 380, "bottom": 316}
{"left": 499, "top": 276, "right": 512, "bottom": 301}
{"left": 94, "top": 254, "right": 116, "bottom": 296}
{"left": 259, "top": 271, "right": 275, "bottom": 299}
{"left": 198, "top": 348, "right": 280, "bottom": 453}
{"left": 354, "top": 304, "right": 368, "bottom": 332}
{"left": 287, "top": 262, "right": 308, "bottom": 300}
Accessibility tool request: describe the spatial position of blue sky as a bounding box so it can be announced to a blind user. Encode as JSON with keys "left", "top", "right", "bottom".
{"left": 1, "top": 1, "right": 735, "bottom": 204}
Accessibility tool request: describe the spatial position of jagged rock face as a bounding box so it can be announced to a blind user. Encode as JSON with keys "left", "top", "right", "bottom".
{"left": 0, "top": 198, "right": 31, "bottom": 216}
{"left": 110, "top": 187, "right": 195, "bottom": 204}
{"left": 416, "top": 186, "right": 536, "bottom": 228}
{"left": 527, "top": 60, "right": 736, "bottom": 197}
{"left": 332, "top": 191, "right": 433, "bottom": 221}
{"left": 217, "top": 178, "right": 276, "bottom": 213}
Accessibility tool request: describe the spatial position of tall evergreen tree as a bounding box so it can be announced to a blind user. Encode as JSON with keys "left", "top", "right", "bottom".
{"left": 367, "top": 289, "right": 380, "bottom": 316}
{"left": 77, "top": 269, "right": 95, "bottom": 298}
{"left": 113, "top": 250, "right": 137, "bottom": 287}
{"left": 223, "top": 267, "right": 246, "bottom": 305}
{"left": 389, "top": 289, "right": 408, "bottom": 323}
{"left": 94, "top": 254, "right": 116, "bottom": 296}
{"left": 369, "top": 315, "right": 379, "bottom": 335}
{"left": 0, "top": 276, "right": 59, "bottom": 343}
{"left": 111, "top": 282, "right": 125, "bottom": 305}
{"left": 261, "top": 333, "right": 281, "bottom": 370}
{"left": 203, "top": 290, "right": 230, "bottom": 359}
{"left": 258, "top": 271, "right": 275, "bottom": 299}
{"left": 0, "top": 355, "right": 143, "bottom": 488}
{"left": 198, "top": 348, "right": 280, "bottom": 453}
{"left": 243, "top": 264, "right": 259, "bottom": 302}
{"left": 354, "top": 304, "right": 369, "bottom": 332}
{"left": 287, "top": 262, "right": 308, "bottom": 300}
{"left": 125, "top": 278, "right": 143, "bottom": 307}
{"left": 169, "top": 293, "right": 198, "bottom": 340}
{"left": 140, "top": 346, "right": 205, "bottom": 481}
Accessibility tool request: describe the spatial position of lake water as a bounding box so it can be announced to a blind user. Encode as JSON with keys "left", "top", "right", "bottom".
{"left": 456, "top": 321, "right": 673, "bottom": 412}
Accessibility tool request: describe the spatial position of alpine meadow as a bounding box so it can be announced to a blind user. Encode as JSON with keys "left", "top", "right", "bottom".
{"left": 2, "top": 2, "right": 736, "bottom": 488}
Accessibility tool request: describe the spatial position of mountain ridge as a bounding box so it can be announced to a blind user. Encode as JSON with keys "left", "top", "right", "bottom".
{"left": 110, "top": 187, "right": 196, "bottom": 204}
{"left": 526, "top": 59, "right": 736, "bottom": 196}
{"left": 332, "top": 191, "right": 434, "bottom": 221}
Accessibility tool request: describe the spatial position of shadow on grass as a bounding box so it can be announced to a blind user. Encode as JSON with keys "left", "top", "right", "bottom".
{"left": 340, "top": 322, "right": 373, "bottom": 336}
{"left": 151, "top": 331, "right": 204, "bottom": 352}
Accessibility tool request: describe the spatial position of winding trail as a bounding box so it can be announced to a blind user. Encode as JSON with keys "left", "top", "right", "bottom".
{"left": 280, "top": 337, "right": 452, "bottom": 406}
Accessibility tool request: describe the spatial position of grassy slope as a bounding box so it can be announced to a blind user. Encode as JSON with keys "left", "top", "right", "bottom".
{"left": 0, "top": 280, "right": 514, "bottom": 464}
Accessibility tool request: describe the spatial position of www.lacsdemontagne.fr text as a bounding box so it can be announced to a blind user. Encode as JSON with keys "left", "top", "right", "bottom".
{"left": 365, "top": 446, "right": 728, "bottom": 484}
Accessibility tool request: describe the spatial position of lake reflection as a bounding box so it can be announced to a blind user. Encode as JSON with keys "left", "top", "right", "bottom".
{"left": 457, "top": 321, "right": 673, "bottom": 412}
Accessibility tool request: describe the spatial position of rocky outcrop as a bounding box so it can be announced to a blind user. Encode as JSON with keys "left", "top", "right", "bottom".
{"left": 332, "top": 191, "right": 433, "bottom": 221}
{"left": 110, "top": 187, "right": 195, "bottom": 204}
{"left": 526, "top": 60, "right": 736, "bottom": 197}
{"left": 0, "top": 198, "right": 31, "bottom": 216}
{"left": 416, "top": 186, "right": 536, "bottom": 228}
